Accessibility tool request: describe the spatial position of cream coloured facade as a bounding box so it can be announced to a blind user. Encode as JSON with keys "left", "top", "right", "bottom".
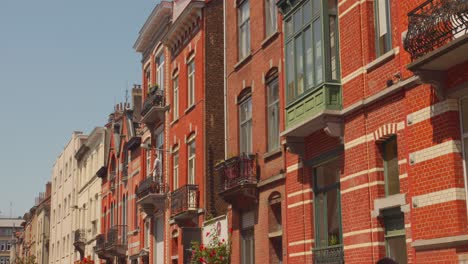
{"left": 50, "top": 131, "right": 87, "bottom": 264}
{"left": 73, "top": 127, "right": 108, "bottom": 262}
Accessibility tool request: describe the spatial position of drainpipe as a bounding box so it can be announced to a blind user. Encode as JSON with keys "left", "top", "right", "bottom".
{"left": 223, "top": 0, "right": 228, "bottom": 161}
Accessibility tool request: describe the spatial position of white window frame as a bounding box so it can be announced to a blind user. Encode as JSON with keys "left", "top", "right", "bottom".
{"left": 238, "top": 0, "right": 251, "bottom": 60}
{"left": 267, "top": 76, "right": 280, "bottom": 152}
{"left": 145, "top": 66, "right": 151, "bottom": 90}
{"left": 145, "top": 140, "right": 151, "bottom": 178}
{"left": 187, "top": 59, "right": 195, "bottom": 108}
{"left": 265, "top": 0, "right": 278, "bottom": 38}
{"left": 188, "top": 139, "right": 196, "bottom": 185}
{"left": 173, "top": 152, "right": 179, "bottom": 190}
{"left": 239, "top": 97, "right": 253, "bottom": 154}
{"left": 173, "top": 75, "right": 179, "bottom": 120}
{"left": 156, "top": 53, "right": 165, "bottom": 90}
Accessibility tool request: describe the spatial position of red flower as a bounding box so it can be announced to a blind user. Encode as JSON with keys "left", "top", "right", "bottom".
{"left": 206, "top": 231, "right": 210, "bottom": 237}
{"left": 222, "top": 238, "right": 225, "bottom": 242}
{"left": 199, "top": 257, "right": 206, "bottom": 263}
{"left": 229, "top": 227, "right": 233, "bottom": 233}
{"left": 199, "top": 244, "right": 204, "bottom": 250}
{"left": 220, "top": 256, "right": 223, "bottom": 260}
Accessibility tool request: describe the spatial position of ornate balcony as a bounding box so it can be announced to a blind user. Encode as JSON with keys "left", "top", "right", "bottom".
{"left": 404, "top": 0, "right": 468, "bottom": 97}
{"left": 313, "top": 245, "right": 344, "bottom": 264}
{"left": 216, "top": 154, "right": 258, "bottom": 209}
{"left": 105, "top": 225, "right": 127, "bottom": 257}
{"left": 141, "top": 86, "right": 167, "bottom": 130}
{"left": 136, "top": 177, "right": 169, "bottom": 215}
{"left": 94, "top": 234, "right": 112, "bottom": 260}
{"left": 73, "top": 229, "right": 86, "bottom": 259}
{"left": 170, "top": 184, "right": 199, "bottom": 225}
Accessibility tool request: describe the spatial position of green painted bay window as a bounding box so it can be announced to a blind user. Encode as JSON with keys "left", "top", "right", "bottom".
{"left": 282, "top": 0, "right": 340, "bottom": 104}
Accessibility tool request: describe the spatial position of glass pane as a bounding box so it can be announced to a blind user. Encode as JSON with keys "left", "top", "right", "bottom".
{"left": 295, "top": 36, "right": 304, "bottom": 96}
{"left": 328, "top": 0, "right": 337, "bottom": 12}
{"left": 286, "top": 42, "right": 295, "bottom": 102}
{"left": 285, "top": 18, "right": 293, "bottom": 38}
{"left": 314, "top": 19, "right": 323, "bottom": 84}
{"left": 313, "top": 0, "right": 321, "bottom": 15}
{"left": 462, "top": 98, "right": 468, "bottom": 132}
{"left": 384, "top": 138, "right": 399, "bottom": 195}
{"left": 387, "top": 236, "right": 408, "bottom": 264}
{"left": 305, "top": 28, "right": 313, "bottom": 88}
{"left": 327, "top": 188, "right": 340, "bottom": 246}
{"left": 303, "top": 1, "right": 312, "bottom": 23}
{"left": 316, "top": 158, "right": 340, "bottom": 189}
{"left": 329, "top": 15, "right": 338, "bottom": 80}
{"left": 294, "top": 10, "right": 302, "bottom": 33}
{"left": 268, "top": 103, "right": 279, "bottom": 151}
{"left": 315, "top": 193, "right": 327, "bottom": 247}
{"left": 268, "top": 78, "right": 279, "bottom": 103}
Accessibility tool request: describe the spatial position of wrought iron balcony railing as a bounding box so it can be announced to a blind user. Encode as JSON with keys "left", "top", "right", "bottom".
{"left": 74, "top": 229, "right": 86, "bottom": 244}
{"left": 94, "top": 234, "right": 105, "bottom": 252}
{"left": 141, "top": 88, "right": 165, "bottom": 117}
{"left": 171, "top": 184, "right": 199, "bottom": 217}
{"left": 136, "top": 177, "right": 169, "bottom": 199}
{"left": 404, "top": 0, "right": 468, "bottom": 60}
{"left": 313, "top": 245, "right": 344, "bottom": 264}
{"left": 106, "top": 225, "right": 128, "bottom": 248}
{"left": 217, "top": 154, "right": 258, "bottom": 191}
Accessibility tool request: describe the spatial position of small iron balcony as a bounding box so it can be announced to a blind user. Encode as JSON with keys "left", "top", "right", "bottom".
{"left": 141, "top": 87, "right": 167, "bottom": 130}
{"left": 170, "top": 184, "right": 199, "bottom": 225}
{"left": 136, "top": 177, "right": 169, "bottom": 215}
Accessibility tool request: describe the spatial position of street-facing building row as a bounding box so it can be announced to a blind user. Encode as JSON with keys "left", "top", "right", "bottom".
{"left": 16, "top": 0, "right": 468, "bottom": 263}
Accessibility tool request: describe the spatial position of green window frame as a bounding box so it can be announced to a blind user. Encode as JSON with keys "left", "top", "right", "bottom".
{"left": 374, "top": 0, "right": 392, "bottom": 56}
{"left": 383, "top": 136, "right": 399, "bottom": 196}
{"left": 383, "top": 208, "right": 407, "bottom": 264}
{"left": 283, "top": 0, "right": 340, "bottom": 104}
{"left": 313, "top": 158, "right": 343, "bottom": 251}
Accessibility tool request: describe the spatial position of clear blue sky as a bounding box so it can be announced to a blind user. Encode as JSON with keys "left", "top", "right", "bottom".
{"left": 0, "top": 0, "right": 158, "bottom": 217}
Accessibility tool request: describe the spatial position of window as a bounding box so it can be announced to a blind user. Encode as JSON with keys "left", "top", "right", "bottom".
{"left": 134, "top": 187, "right": 139, "bottom": 230}
{"left": 145, "top": 140, "right": 151, "bottom": 177}
{"left": 173, "top": 152, "right": 179, "bottom": 190}
{"left": 144, "top": 219, "right": 150, "bottom": 249}
{"left": 460, "top": 98, "right": 468, "bottom": 211}
{"left": 145, "top": 66, "right": 151, "bottom": 90}
{"left": 374, "top": 0, "right": 391, "bottom": 56}
{"left": 239, "top": 97, "right": 252, "bottom": 154}
{"left": 268, "top": 193, "right": 282, "bottom": 264}
{"left": 267, "top": 76, "right": 280, "bottom": 152}
{"left": 241, "top": 210, "right": 255, "bottom": 264}
{"left": 156, "top": 130, "right": 164, "bottom": 163}
{"left": 173, "top": 76, "right": 179, "bottom": 120}
{"left": 383, "top": 208, "right": 407, "bottom": 264}
{"left": 156, "top": 54, "right": 165, "bottom": 90}
{"left": 188, "top": 59, "right": 195, "bottom": 107}
{"left": 188, "top": 140, "right": 196, "bottom": 184}
{"left": 284, "top": 0, "right": 340, "bottom": 103}
{"left": 314, "top": 158, "right": 343, "bottom": 256}
{"left": 265, "top": 0, "right": 278, "bottom": 37}
{"left": 238, "top": 0, "right": 251, "bottom": 60}
{"left": 383, "top": 136, "right": 399, "bottom": 196}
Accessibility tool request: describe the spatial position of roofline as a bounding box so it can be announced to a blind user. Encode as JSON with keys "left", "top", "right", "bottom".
{"left": 134, "top": 1, "right": 173, "bottom": 52}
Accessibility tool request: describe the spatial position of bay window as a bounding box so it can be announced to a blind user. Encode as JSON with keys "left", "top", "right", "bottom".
{"left": 282, "top": 0, "right": 340, "bottom": 104}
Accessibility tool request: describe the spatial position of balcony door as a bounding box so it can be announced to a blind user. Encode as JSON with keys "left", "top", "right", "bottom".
{"left": 153, "top": 216, "right": 164, "bottom": 264}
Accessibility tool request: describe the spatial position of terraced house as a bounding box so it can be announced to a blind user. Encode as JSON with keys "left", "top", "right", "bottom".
{"left": 278, "top": 0, "right": 468, "bottom": 263}
{"left": 133, "top": 0, "right": 226, "bottom": 263}
{"left": 222, "top": 0, "right": 286, "bottom": 263}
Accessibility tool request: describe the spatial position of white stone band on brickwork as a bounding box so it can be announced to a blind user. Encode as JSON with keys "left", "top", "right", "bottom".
{"left": 407, "top": 99, "right": 458, "bottom": 126}
{"left": 409, "top": 140, "right": 461, "bottom": 165}
{"left": 412, "top": 188, "right": 466, "bottom": 208}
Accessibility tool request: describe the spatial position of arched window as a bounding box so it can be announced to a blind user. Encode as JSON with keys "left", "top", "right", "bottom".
{"left": 238, "top": 88, "right": 252, "bottom": 154}
{"left": 268, "top": 192, "right": 282, "bottom": 263}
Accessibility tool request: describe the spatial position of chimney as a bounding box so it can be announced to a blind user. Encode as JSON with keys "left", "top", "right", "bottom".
{"left": 45, "top": 182, "right": 52, "bottom": 197}
{"left": 132, "top": 84, "right": 143, "bottom": 120}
